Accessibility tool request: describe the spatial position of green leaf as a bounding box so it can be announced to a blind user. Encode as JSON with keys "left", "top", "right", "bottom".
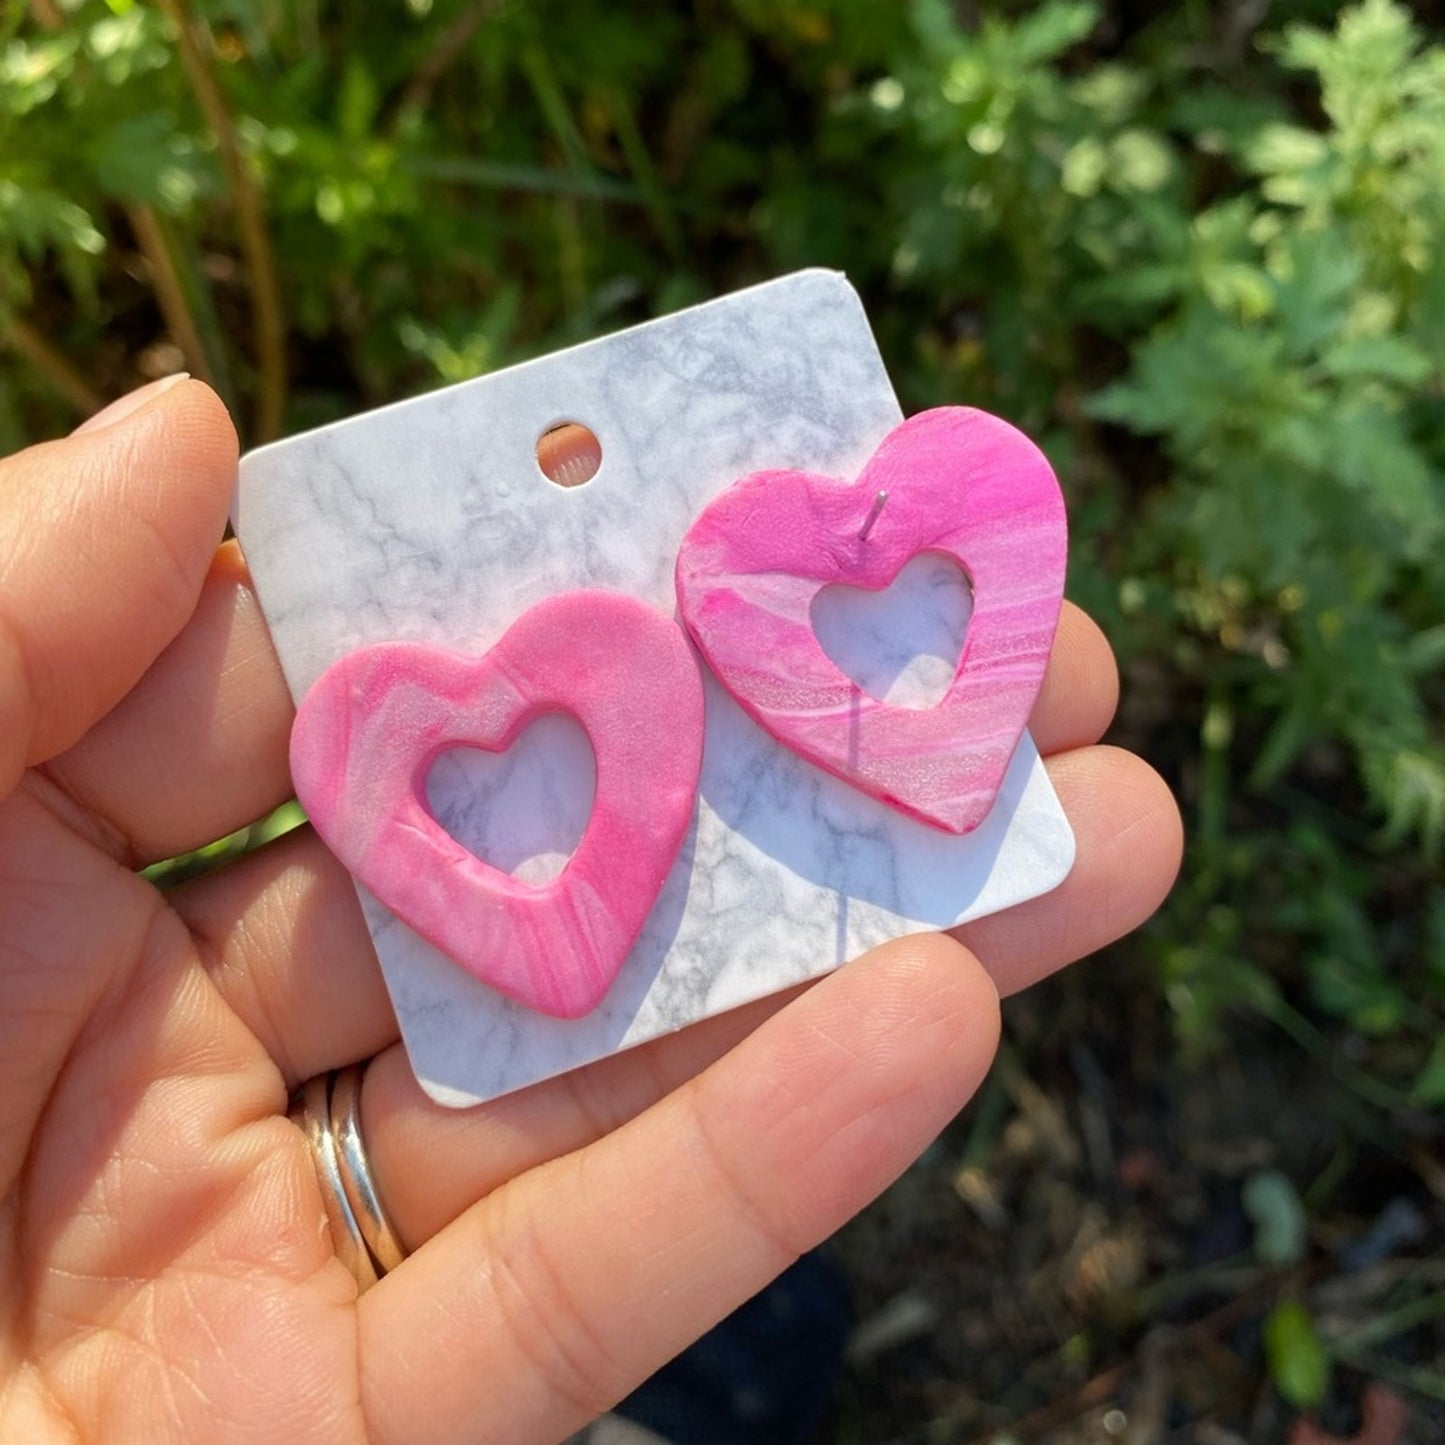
{"left": 1322, "top": 335, "right": 1433, "bottom": 384}
{"left": 1070, "top": 63, "right": 1145, "bottom": 125}
{"left": 1009, "top": 1, "right": 1098, "bottom": 66}
{"left": 1308, "top": 953, "right": 1408, "bottom": 1034}
{"left": 1271, "top": 230, "right": 1361, "bottom": 359}
{"left": 1264, "top": 1300, "right": 1331, "bottom": 1408}
{"left": 1368, "top": 746, "right": 1445, "bottom": 854}
{"left": 1109, "top": 129, "right": 1174, "bottom": 193}
{"left": 1244, "top": 1170, "right": 1308, "bottom": 1265}
{"left": 89, "top": 111, "right": 211, "bottom": 210}
{"left": 0, "top": 33, "right": 80, "bottom": 114}
{"left": 1324, "top": 404, "right": 1437, "bottom": 542}
{"left": 1246, "top": 123, "right": 1329, "bottom": 179}
{"left": 1251, "top": 703, "right": 1317, "bottom": 788}
{"left": 336, "top": 57, "right": 379, "bottom": 143}
{"left": 1412, "top": 1035, "right": 1445, "bottom": 1107}
{"left": 1404, "top": 625, "right": 1445, "bottom": 675}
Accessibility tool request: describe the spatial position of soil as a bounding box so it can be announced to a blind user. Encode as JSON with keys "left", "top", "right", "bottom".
{"left": 830, "top": 941, "right": 1445, "bottom": 1444}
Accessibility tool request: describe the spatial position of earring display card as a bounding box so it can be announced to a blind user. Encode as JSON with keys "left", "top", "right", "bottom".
{"left": 234, "top": 270, "right": 1075, "bottom": 1107}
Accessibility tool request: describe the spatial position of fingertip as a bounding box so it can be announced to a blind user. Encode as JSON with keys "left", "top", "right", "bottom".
{"left": 955, "top": 744, "right": 1183, "bottom": 996}
{"left": 76, "top": 371, "right": 235, "bottom": 443}
{"left": 922, "top": 929, "right": 1002, "bottom": 1077}
{"left": 1, "top": 376, "right": 243, "bottom": 772}
{"left": 170, "top": 376, "right": 241, "bottom": 462}
{"left": 112, "top": 375, "right": 240, "bottom": 476}
{"left": 1031, "top": 601, "right": 1120, "bottom": 754}
{"left": 1131, "top": 751, "right": 1185, "bottom": 905}
{"left": 72, "top": 372, "right": 190, "bottom": 436}
{"left": 1055, "top": 742, "right": 1184, "bottom": 889}
{"left": 1066, "top": 602, "right": 1121, "bottom": 726}
{"left": 63, "top": 377, "right": 238, "bottom": 574}
{"left": 846, "top": 928, "right": 1003, "bottom": 1075}
{"left": 728, "top": 924, "right": 999, "bottom": 1138}
{"left": 882, "top": 928, "right": 1001, "bottom": 1044}
{"left": 1049, "top": 744, "right": 1184, "bottom": 930}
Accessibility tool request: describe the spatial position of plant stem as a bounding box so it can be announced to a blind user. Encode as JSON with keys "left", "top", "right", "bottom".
{"left": 157, "top": 0, "right": 287, "bottom": 442}
{"left": 608, "top": 89, "right": 682, "bottom": 260}
{"left": 519, "top": 45, "right": 594, "bottom": 176}
{"left": 391, "top": 0, "right": 504, "bottom": 130}
{"left": 404, "top": 155, "right": 644, "bottom": 203}
{"left": 125, "top": 204, "right": 216, "bottom": 388}
{"left": 2, "top": 312, "right": 102, "bottom": 415}
{"left": 1329, "top": 1348, "right": 1445, "bottom": 1403}
{"left": 1199, "top": 681, "right": 1232, "bottom": 860}
{"left": 1330, "top": 1288, "right": 1445, "bottom": 1354}
{"left": 1263, "top": 995, "right": 1418, "bottom": 1113}
{"left": 26, "top": 0, "right": 61, "bottom": 31}
{"left": 971, "top": 1277, "right": 1296, "bottom": 1445}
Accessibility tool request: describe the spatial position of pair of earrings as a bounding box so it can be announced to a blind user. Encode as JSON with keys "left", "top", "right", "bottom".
{"left": 290, "top": 406, "right": 1067, "bottom": 1020}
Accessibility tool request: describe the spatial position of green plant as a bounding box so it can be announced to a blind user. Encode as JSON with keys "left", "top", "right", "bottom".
{"left": 1088, "top": 0, "right": 1444, "bottom": 1099}
{"left": 1093, "top": 0, "right": 1445, "bottom": 853}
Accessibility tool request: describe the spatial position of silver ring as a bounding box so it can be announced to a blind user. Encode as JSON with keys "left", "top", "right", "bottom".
{"left": 289, "top": 1064, "right": 406, "bottom": 1292}
{"left": 330, "top": 1063, "right": 408, "bottom": 1274}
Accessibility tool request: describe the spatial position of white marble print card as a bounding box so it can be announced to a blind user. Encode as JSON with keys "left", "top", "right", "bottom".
{"left": 234, "top": 270, "right": 1075, "bottom": 1107}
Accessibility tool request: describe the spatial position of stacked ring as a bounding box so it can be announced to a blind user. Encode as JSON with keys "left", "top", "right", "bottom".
{"left": 289, "top": 1063, "right": 406, "bottom": 1291}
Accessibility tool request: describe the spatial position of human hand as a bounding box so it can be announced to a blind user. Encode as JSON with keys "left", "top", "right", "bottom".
{"left": 0, "top": 379, "right": 1181, "bottom": 1443}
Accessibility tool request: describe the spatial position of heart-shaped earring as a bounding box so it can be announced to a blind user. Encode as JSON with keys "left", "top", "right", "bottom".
{"left": 290, "top": 591, "right": 705, "bottom": 1019}
{"left": 674, "top": 407, "right": 1066, "bottom": 835}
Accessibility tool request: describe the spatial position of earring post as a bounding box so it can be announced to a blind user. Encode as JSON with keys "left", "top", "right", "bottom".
{"left": 859, "top": 489, "right": 889, "bottom": 541}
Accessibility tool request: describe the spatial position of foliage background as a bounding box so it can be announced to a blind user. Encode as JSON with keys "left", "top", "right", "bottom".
{"left": 2, "top": 0, "right": 1442, "bottom": 1437}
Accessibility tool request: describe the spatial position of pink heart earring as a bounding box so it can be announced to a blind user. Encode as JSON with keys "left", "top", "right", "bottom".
{"left": 674, "top": 407, "right": 1066, "bottom": 835}
{"left": 290, "top": 591, "right": 705, "bottom": 1019}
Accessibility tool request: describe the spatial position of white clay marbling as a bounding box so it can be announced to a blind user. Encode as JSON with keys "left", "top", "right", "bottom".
{"left": 288, "top": 592, "right": 706, "bottom": 1019}
{"left": 812, "top": 553, "right": 973, "bottom": 712}
{"left": 234, "top": 270, "right": 1076, "bottom": 1106}
{"left": 673, "top": 407, "right": 1068, "bottom": 835}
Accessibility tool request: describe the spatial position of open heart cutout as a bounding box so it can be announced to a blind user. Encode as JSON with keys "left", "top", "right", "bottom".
{"left": 675, "top": 407, "right": 1066, "bottom": 835}
{"left": 290, "top": 591, "right": 704, "bottom": 1019}
{"left": 810, "top": 551, "right": 974, "bottom": 711}
{"left": 426, "top": 713, "right": 597, "bottom": 885}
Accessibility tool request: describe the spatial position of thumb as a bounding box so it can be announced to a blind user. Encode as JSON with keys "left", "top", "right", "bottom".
{"left": 0, "top": 377, "right": 238, "bottom": 797}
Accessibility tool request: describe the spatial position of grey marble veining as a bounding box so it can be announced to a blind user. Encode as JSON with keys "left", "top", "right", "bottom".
{"left": 234, "top": 270, "right": 1075, "bottom": 1106}
{"left": 811, "top": 552, "right": 974, "bottom": 710}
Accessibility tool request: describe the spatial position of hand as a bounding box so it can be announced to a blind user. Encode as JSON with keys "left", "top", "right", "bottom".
{"left": 0, "top": 379, "right": 1181, "bottom": 1444}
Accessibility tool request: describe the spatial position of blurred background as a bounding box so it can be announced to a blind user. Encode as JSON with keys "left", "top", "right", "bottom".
{"left": 2, "top": 0, "right": 1442, "bottom": 1439}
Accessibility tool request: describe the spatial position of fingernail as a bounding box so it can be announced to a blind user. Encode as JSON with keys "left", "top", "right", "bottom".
{"left": 73, "top": 373, "right": 191, "bottom": 436}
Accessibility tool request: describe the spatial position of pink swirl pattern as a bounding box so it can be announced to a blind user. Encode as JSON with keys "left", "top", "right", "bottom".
{"left": 675, "top": 407, "right": 1066, "bottom": 835}
{"left": 290, "top": 592, "right": 704, "bottom": 1019}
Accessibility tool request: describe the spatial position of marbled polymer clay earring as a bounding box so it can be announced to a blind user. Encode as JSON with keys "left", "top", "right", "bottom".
{"left": 674, "top": 407, "right": 1066, "bottom": 836}
{"left": 289, "top": 591, "right": 705, "bottom": 1020}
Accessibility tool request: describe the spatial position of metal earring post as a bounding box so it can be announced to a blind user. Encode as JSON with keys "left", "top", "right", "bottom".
{"left": 859, "top": 489, "right": 889, "bottom": 541}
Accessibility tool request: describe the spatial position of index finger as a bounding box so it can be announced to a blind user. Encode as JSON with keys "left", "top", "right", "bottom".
{"left": 0, "top": 378, "right": 237, "bottom": 797}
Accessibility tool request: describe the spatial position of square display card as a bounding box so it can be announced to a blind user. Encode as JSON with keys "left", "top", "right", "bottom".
{"left": 234, "top": 270, "right": 1074, "bottom": 1106}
